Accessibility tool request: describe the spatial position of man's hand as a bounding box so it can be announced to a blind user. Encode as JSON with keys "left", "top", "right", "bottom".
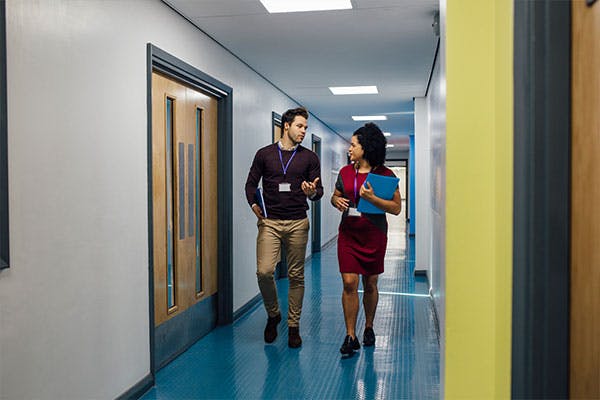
{"left": 301, "top": 177, "right": 320, "bottom": 197}
{"left": 251, "top": 203, "right": 265, "bottom": 220}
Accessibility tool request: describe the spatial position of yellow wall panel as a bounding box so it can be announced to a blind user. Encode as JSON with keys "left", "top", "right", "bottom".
{"left": 445, "top": 0, "right": 513, "bottom": 398}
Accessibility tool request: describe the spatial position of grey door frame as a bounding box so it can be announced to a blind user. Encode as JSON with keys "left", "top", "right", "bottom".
{"left": 0, "top": 0, "right": 8, "bottom": 270}
{"left": 512, "top": 1, "right": 570, "bottom": 398}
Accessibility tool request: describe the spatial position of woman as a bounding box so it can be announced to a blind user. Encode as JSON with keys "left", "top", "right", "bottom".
{"left": 330, "top": 122, "right": 401, "bottom": 357}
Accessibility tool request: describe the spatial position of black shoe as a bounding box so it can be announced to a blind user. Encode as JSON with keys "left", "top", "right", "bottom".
{"left": 288, "top": 326, "right": 302, "bottom": 348}
{"left": 264, "top": 313, "right": 282, "bottom": 343}
{"left": 340, "top": 335, "right": 360, "bottom": 356}
{"left": 363, "top": 327, "right": 375, "bottom": 347}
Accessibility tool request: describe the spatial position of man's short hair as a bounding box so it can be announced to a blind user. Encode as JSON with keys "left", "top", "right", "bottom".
{"left": 282, "top": 107, "right": 309, "bottom": 128}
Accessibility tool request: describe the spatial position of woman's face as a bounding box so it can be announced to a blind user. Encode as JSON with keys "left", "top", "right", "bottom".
{"left": 348, "top": 135, "right": 364, "bottom": 163}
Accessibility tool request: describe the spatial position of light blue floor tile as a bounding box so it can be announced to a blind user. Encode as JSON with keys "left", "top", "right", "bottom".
{"left": 142, "top": 216, "right": 440, "bottom": 399}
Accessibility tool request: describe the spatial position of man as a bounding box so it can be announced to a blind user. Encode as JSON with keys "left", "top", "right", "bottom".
{"left": 244, "top": 107, "right": 323, "bottom": 348}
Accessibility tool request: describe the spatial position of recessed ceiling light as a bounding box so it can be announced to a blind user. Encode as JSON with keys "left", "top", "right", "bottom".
{"left": 260, "top": 0, "right": 352, "bottom": 13}
{"left": 383, "top": 132, "right": 391, "bottom": 137}
{"left": 387, "top": 111, "right": 415, "bottom": 115}
{"left": 329, "top": 86, "right": 378, "bottom": 95}
{"left": 386, "top": 144, "right": 395, "bottom": 148}
{"left": 352, "top": 115, "right": 387, "bottom": 121}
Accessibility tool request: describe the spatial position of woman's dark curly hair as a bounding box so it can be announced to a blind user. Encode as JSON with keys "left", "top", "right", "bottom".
{"left": 353, "top": 122, "right": 387, "bottom": 167}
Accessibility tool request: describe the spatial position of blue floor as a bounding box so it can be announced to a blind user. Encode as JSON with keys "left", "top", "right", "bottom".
{"left": 142, "top": 215, "right": 440, "bottom": 399}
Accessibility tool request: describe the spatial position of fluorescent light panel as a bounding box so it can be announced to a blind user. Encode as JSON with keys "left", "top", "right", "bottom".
{"left": 387, "top": 111, "right": 415, "bottom": 115}
{"left": 352, "top": 115, "right": 387, "bottom": 121}
{"left": 383, "top": 132, "right": 391, "bottom": 137}
{"left": 260, "top": 0, "right": 352, "bottom": 13}
{"left": 386, "top": 144, "right": 395, "bottom": 148}
{"left": 329, "top": 86, "right": 378, "bottom": 95}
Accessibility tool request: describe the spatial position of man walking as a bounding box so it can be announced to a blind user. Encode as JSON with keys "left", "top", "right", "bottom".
{"left": 244, "top": 107, "right": 323, "bottom": 348}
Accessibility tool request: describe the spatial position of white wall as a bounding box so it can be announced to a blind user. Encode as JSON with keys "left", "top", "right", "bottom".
{"left": 428, "top": 52, "right": 446, "bottom": 317}
{"left": 0, "top": 1, "right": 347, "bottom": 398}
{"left": 414, "top": 97, "right": 431, "bottom": 276}
{"left": 432, "top": 0, "right": 447, "bottom": 394}
{"left": 417, "top": 47, "right": 445, "bottom": 391}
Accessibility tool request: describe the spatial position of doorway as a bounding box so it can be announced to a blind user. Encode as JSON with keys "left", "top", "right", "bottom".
{"left": 386, "top": 159, "right": 408, "bottom": 221}
{"left": 147, "top": 45, "right": 233, "bottom": 372}
{"left": 151, "top": 71, "right": 219, "bottom": 369}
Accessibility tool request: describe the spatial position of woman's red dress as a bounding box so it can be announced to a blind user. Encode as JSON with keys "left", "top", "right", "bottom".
{"left": 336, "top": 164, "right": 396, "bottom": 275}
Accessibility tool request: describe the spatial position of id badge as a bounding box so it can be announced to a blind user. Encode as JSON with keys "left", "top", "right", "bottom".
{"left": 279, "top": 182, "right": 291, "bottom": 192}
{"left": 348, "top": 207, "right": 361, "bottom": 217}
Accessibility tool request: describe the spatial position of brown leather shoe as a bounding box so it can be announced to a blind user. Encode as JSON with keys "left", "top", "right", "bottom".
{"left": 264, "top": 313, "right": 282, "bottom": 343}
{"left": 288, "top": 326, "right": 302, "bottom": 348}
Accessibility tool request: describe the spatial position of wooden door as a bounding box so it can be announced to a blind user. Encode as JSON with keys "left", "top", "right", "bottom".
{"left": 151, "top": 71, "right": 219, "bottom": 369}
{"left": 570, "top": 1, "right": 600, "bottom": 397}
{"left": 273, "top": 121, "right": 282, "bottom": 143}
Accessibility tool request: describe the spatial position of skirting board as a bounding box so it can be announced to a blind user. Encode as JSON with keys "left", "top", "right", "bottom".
{"left": 116, "top": 373, "right": 154, "bottom": 400}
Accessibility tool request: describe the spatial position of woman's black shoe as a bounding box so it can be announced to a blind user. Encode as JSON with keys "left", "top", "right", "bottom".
{"left": 340, "top": 335, "right": 360, "bottom": 357}
{"left": 363, "top": 327, "right": 375, "bottom": 347}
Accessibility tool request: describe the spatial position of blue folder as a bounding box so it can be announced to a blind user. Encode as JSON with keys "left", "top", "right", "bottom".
{"left": 254, "top": 187, "right": 267, "bottom": 218}
{"left": 356, "top": 173, "right": 399, "bottom": 214}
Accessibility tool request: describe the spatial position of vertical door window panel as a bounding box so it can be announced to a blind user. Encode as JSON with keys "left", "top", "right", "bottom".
{"left": 195, "top": 108, "right": 202, "bottom": 295}
{"left": 188, "top": 144, "right": 194, "bottom": 237}
{"left": 178, "top": 142, "right": 185, "bottom": 240}
{"left": 166, "top": 97, "right": 176, "bottom": 309}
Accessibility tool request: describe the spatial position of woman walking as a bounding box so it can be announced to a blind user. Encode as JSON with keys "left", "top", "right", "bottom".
{"left": 330, "top": 123, "right": 401, "bottom": 357}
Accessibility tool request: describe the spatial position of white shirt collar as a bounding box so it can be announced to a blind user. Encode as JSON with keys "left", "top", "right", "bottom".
{"left": 277, "top": 141, "right": 299, "bottom": 151}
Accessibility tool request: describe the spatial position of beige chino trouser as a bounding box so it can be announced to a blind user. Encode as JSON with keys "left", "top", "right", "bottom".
{"left": 256, "top": 217, "right": 309, "bottom": 327}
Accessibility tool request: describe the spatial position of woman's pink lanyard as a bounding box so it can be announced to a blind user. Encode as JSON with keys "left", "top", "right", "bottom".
{"left": 353, "top": 165, "right": 377, "bottom": 206}
{"left": 353, "top": 168, "right": 360, "bottom": 206}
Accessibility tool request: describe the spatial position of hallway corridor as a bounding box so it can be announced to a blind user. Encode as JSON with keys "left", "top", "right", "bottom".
{"left": 142, "top": 214, "right": 440, "bottom": 399}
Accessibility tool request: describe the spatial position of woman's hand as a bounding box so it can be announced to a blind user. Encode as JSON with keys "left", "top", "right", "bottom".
{"left": 358, "top": 183, "right": 402, "bottom": 215}
{"left": 331, "top": 194, "right": 350, "bottom": 212}
{"left": 359, "top": 182, "right": 375, "bottom": 201}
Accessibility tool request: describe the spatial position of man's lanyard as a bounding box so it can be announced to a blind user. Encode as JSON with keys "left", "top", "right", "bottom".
{"left": 278, "top": 147, "right": 298, "bottom": 178}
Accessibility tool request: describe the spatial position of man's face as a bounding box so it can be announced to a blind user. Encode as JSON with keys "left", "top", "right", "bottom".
{"left": 285, "top": 116, "right": 307, "bottom": 145}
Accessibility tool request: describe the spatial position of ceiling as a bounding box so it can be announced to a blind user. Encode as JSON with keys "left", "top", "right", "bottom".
{"left": 163, "top": 0, "right": 439, "bottom": 149}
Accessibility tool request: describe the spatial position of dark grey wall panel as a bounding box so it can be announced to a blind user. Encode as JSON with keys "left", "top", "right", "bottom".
{"left": 512, "top": 1, "right": 571, "bottom": 398}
